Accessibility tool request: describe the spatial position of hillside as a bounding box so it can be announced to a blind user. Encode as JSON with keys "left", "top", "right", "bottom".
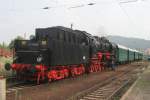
{"left": 107, "top": 35, "right": 150, "bottom": 51}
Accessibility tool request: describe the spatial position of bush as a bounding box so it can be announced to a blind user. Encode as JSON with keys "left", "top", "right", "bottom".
{"left": 0, "top": 57, "right": 14, "bottom": 77}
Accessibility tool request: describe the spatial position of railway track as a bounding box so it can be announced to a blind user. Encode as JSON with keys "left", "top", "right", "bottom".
{"left": 79, "top": 74, "right": 132, "bottom": 100}
{"left": 6, "top": 81, "right": 41, "bottom": 99}
{"left": 6, "top": 76, "right": 27, "bottom": 88}
{"left": 6, "top": 76, "right": 38, "bottom": 94}
{"left": 6, "top": 62, "right": 148, "bottom": 100}
{"left": 68, "top": 62, "right": 146, "bottom": 100}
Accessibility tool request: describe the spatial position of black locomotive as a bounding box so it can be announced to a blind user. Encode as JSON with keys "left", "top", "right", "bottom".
{"left": 6, "top": 26, "right": 138, "bottom": 84}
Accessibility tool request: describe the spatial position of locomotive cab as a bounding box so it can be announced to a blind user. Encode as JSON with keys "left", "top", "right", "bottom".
{"left": 14, "top": 39, "right": 49, "bottom": 65}
{"left": 8, "top": 37, "right": 50, "bottom": 79}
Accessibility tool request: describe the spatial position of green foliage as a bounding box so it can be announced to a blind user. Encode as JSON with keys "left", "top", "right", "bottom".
{"left": 0, "top": 42, "right": 10, "bottom": 50}
{"left": 9, "top": 36, "right": 24, "bottom": 49}
{"left": 0, "top": 57, "right": 13, "bottom": 77}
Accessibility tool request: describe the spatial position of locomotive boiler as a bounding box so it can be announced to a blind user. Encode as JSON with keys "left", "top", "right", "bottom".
{"left": 5, "top": 26, "right": 142, "bottom": 84}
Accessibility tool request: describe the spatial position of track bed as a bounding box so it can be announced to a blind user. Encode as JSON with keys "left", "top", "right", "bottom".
{"left": 7, "top": 61, "right": 149, "bottom": 100}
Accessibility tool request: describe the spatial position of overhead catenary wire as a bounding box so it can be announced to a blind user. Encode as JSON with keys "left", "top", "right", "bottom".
{"left": 7, "top": 0, "right": 142, "bottom": 11}
{"left": 68, "top": 2, "right": 96, "bottom": 9}
{"left": 119, "top": 0, "right": 138, "bottom": 4}
{"left": 116, "top": 0, "right": 135, "bottom": 25}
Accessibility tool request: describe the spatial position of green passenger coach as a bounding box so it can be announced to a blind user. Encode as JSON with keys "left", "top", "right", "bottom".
{"left": 115, "top": 44, "right": 143, "bottom": 64}
{"left": 128, "top": 48, "right": 135, "bottom": 62}
{"left": 116, "top": 44, "right": 128, "bottom": 63}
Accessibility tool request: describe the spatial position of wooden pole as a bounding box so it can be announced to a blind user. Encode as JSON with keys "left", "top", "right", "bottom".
{"left": 0, "top": 76, "right": 6, "bottom": 100}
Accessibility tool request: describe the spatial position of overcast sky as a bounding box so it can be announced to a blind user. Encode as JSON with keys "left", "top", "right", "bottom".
{"left": 0, "top": 0, "right": 150, "bottom": 44}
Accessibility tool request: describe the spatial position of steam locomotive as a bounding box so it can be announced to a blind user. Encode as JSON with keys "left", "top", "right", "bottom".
{"left": 5, "top": 26, "right": 143, "bottom": 84}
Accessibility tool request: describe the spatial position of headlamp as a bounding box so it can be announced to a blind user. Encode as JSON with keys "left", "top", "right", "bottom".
{"left": 22, "top": 41, "right": 27, "bottom": 45}
{"left": 41, "top": 40, "right": 47, "bottom": 45}
{"left": 37, "top": 56, "right": 43, "bottom": 63}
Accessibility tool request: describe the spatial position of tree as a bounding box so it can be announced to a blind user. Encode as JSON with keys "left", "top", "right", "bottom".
{"left": 9, "top": 36, "right": 24, "bottom": 49}
{"left": 0, "top": 42, "right": 9, "bottom": 49}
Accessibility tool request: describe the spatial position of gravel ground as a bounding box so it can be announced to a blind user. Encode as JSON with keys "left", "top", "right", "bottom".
{"left": 7, "top": 62, "right": 147, "bottom": 100}
{"left": 121, "top": 64, "right": 150, "bottom": 100}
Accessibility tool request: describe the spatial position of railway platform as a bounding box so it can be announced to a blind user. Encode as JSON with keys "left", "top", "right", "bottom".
{"left": 121, "top": 65, "right": 150, "bottom": 100}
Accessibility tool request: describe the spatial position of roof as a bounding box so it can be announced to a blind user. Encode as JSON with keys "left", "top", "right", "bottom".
{"left": 117, "top": 44, "right": 143, "bottom": 54}
{"left": 128, "top": 48, "right": 135, "bottom": 52}
{"left": 134, "top": 50, "right": 143, "bottom": 54}
{"left": 117, "top": 44, "right": 129, "bottom": 50}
